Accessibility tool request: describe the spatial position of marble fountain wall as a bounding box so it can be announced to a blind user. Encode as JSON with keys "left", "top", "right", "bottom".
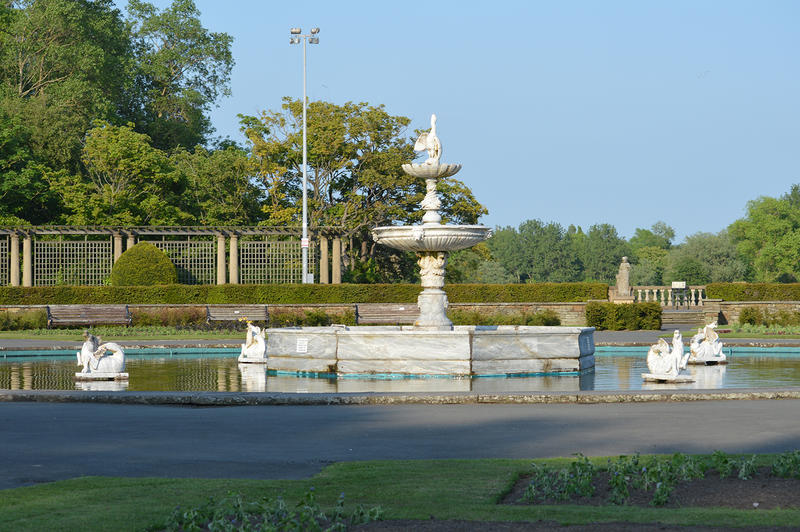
{"left": 264, "top": 325, "right": 595, "bottom": 376}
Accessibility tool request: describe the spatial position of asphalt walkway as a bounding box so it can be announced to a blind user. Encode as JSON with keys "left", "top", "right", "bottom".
{"left": 1, "top": 399, "right": 799, "bottom": 490}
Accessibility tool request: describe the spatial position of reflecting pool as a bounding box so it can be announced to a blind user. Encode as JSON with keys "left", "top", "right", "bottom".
{"left": 2, "top": 347, "right": 800, "bottom": 393}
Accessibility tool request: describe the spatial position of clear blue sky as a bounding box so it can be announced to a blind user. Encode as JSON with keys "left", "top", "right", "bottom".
{"left": 128, "top": 0, "right": 799, "bottom": 243}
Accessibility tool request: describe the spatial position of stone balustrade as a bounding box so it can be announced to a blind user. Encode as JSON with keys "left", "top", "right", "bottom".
{"left": 633, "top": 285, "right": 707, "bottom": 307}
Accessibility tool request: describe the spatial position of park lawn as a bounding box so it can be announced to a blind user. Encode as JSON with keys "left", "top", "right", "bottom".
{"left": 1, "top": 457, "right": 799, "bottom": 531}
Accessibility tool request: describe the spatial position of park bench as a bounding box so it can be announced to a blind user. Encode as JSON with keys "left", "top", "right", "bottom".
{"left": 46, "top": 304, "right": 132, "bottom": 328}
{"left": 355, "top": 303, "right": 418, "bottom": 325}
{"left": 206, "top": 305, "right": 269, "bottom": 325}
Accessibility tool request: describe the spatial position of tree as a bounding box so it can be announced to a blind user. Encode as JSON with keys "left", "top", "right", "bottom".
{"left": 0, "top": 107, "right": 56, "bottom": 223}
{"left": 49, "top": 121, "right": 192, "bottom": 225}
{"left": 447, "top": 243, "right": 514, "bottom": 284}
{"left": 240, "top": 98, "right": 487, "bottom": 275}
{"left": 171, "top": 145, "right": 263, "bottom": 225}
{"left": 663, "top": 231, "right": 749, "bottom": 284}
{"left": 577, "top": 223, "right": 630, "bottom": 283}
{"left": 126, "top": 0, "right": 233, "bottom": 149}
{"left": 0, "top": 0, "right": 133, "bottom": 172}
{"left": 729, "top": 188, "right": 800, "bottom": 282}
{"left": 630, "top": 246, "right": 668, "bottom": 286}
{"left": 487, "top": 220, "right": 582, "bottom": 283}
{"left": 629, "top": 221, "right": 674, "bottom": 253}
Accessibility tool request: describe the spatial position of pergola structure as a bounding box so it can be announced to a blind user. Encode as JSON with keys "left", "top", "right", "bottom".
{"left": 0, "top": 226, "right": 344, "bottom": 286}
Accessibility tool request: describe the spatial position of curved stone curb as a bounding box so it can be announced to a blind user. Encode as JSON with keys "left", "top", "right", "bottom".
{"left": 2, "top": 388, "right": 800, "bottom": 406}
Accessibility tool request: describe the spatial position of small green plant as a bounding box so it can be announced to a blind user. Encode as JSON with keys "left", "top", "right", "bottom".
{"left": 772, "top": 450, "right": 800, "bottom": 478}
{"left": 155, "top": 488, "right": 382, "bottom": 531}
{"left": 606, "top": 454, "right": 641, "bottom": 505}
{"left": 710, "top": 450, "right": 735, "bottom": 478}
{"left": 524, "top": 454, "right": 597, "bottom": 503}
{"left": 737, "top": 455, "right": 758, "bottom": 480}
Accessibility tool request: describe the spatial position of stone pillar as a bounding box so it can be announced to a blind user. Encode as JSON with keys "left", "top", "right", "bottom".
{"left": 22, "top": 233, "right": 32, "bottom": 287}
{"left": 319, "top": 237, "right": 329, "bottom": 284}
{"left": 216, "top": 234, "right": 226, "bottom": 284}
{"left": 229, "top": 234, "right": 239, "bottom": 284}
{"left": 332, "top": 237, "right": 342, "bottom": 284}
{"left": 113, "top": 233, "right": 123, "bottom": 262}
{"left": 126, "top": 234, "right": 136, "bottom": 250}
{"left": 9, "top": 233, "right": 19, "bottom": 286}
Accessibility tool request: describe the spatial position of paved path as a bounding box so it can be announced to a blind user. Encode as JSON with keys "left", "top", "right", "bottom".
{"left": 2, "top": 399, "right": 800, "bottom": 490}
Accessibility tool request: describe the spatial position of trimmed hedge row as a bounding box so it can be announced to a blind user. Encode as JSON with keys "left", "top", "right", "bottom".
{"left": 0, "top": 283, "right": 608, "bottom": 305}
{"left": 706, "top": 283, "right": 800, "bottom": 301}
{"left": 585, "top": 302, "right": 662, "bottom": 331}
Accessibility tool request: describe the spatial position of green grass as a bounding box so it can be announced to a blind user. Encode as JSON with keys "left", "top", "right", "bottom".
{"left": 1, "top": 457, "right": 799, "bottom": 531}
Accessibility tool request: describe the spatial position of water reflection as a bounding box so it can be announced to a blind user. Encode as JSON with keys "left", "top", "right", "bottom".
{"left": 0, "top": 352, "right": 799, "bottom": 393}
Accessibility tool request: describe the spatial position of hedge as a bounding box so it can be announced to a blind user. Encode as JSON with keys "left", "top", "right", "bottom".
{"left": 585, "top": 302, "right": 662, "bottom": 331}
{"left": 0, "top": 282, "right": 607, "bottom": 305}
{"left": 706, "top": 283, "right": 800, "bottom": 301}
{"left": 110, "top": 242, "right": 177, "bottom": 286}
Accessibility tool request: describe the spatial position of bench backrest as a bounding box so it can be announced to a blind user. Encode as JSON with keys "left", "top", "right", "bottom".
{"left": 206, "top": 305, "right": 269, "bottom": 323}
{"left": 355, "top": 303, "right": 418, "bottom": 325}
{"left": 46, "top": 305, "right": 131, "bottom": 326}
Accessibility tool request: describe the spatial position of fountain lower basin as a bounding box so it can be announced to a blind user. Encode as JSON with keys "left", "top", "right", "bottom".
{"left": 253, "top": 325, "right": 596, "bottom": 376}
{"left": 371, "top": 224, "right": 492, "bottom": 252}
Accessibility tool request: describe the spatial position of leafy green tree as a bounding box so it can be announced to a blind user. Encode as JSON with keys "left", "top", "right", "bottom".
{"left": 0, "top": 0, "right": 133, "bottom": 172}
{"left": 630, "top": 246, "right": 668, "bottom": 286}
{"left": 577, "top": 223, "right": 630, "bottom": 283}
{"left": 447, "top": 243, "right": 514, "bottom": 284}
{"left": 126, "top": 0, "right": 233, "bottom": 149}
{"left": 629, "top": 221, "right": 674, "bottom": 253}
{"left": 729, "top": 187, "right": 800, "bottom": 282}
{"left": 49, "top": 121, "right": 192, "bottom": 224}
{"left": 240, "top": 98, "right": 487, "bottom": 277}
{"left": 488, "top": 220, "right": 582, "bottom": 283}
{"left": 171, "top": 145, "right": 263, "bottom": 225}
{"left": 663, "top": 231, "right": 749, "bottom": 284}
{"left": 0, "top": 108, "right": 57, "bottom": 223}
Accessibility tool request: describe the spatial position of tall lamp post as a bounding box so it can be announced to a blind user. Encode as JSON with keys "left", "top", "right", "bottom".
{"left": 290, "top": 27, "right": 319, "bottom": 284}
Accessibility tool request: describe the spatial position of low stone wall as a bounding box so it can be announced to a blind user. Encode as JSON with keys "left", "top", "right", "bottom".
{"left": 717, "top": 301, "right": 800, "bottom": 325}
{"left": 449, "top": 302, "right": 588, "bottom": 326}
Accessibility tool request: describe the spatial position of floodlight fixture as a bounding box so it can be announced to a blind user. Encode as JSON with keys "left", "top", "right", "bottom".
{"left": 310, "top": 27, "right": 320, "bottom": 34}
{"left": 309, "top": 37, "right": 319, "bottom": 44}
{"left": 290, "top": 28, "right": 301, "bottom": 34}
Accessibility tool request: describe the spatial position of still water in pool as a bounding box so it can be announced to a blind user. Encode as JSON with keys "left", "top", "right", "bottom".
{"left": 2, "top": 348, "right": 800, "bottom": 393}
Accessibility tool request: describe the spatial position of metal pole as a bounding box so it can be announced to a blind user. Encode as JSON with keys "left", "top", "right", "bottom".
{"left": 301, "top": 36, "right": 309, "bottom": 283}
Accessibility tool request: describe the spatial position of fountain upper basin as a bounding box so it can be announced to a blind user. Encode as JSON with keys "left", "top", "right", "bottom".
{"left": 372, "top": 224, "right": 492, "bottom": 252}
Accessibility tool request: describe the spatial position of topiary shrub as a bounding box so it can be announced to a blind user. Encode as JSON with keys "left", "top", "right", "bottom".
{"left": 110, "top": 242, "right": 178, "bottom": 286}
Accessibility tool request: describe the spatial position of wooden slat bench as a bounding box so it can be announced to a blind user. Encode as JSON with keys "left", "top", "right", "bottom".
{"left": 206, "top": 305, "right": 269, "bottom": 325}
{"left": 355, "top": 303, "right": 418, "bottom": 325}
{"left": 46, "top": 305, "right": 132, "bottom": 328}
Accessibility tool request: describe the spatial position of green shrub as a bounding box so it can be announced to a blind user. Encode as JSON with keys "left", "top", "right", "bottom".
{"left": 585, "top": 302, "right": 662, "bottom": 330}
{"left": 447, "top": 309, "right": 561, "bottom": 326}
{"left": 737, "top": 306, "right": 762, "bottom": 326}
{"left": 0, "top": 309, "right": 47, "bottom": 330}
{"left": 110, "top": 242, "right": 178, "bottom": 286}
{"left": 707, "top": 283, "right": 800, "bottom": 301}
{"left": 131, "top": 307, "right": 207, "bottom": 327}
{"left": 0, "top": 282, "right": 607, "bottom": 305}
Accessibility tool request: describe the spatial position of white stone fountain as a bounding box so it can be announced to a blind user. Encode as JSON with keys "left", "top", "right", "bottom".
{"left": 372, "top": 114, "right": 491, "bottom": 330}
{"left": 256, "top": 114, "right": 595, "bottom": 377}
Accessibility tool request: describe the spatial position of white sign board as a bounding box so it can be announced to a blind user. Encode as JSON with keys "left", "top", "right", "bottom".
{"left": 296, "top": 338, "right": 309, "bottom": 354}
{"left": 671, "top": 281, "right": 686, "bottom": 289}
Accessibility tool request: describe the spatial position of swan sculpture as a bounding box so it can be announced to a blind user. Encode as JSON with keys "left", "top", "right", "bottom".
{"left": 240, "top": 322, "right": 266, "bottom": 360}
{"left": 689, "top": 321, "right": 726, "bottom": 364}
{"left": 414, "top": 114, "right": 442, "bottom": 165}
{"left": 76, "top": 331, "right": 126, "bottom": 375}
{"left": 645, "top": 330, "right": 689, "bottom": 378}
